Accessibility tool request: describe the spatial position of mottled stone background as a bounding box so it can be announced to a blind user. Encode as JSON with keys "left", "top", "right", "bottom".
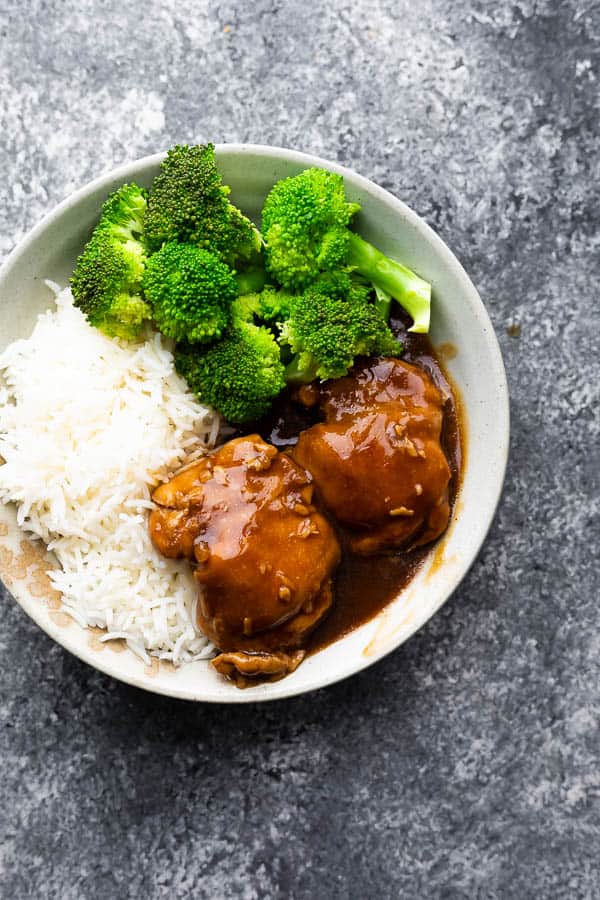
{"left": 1, "top": 1, "right": 599, "bottom": 897}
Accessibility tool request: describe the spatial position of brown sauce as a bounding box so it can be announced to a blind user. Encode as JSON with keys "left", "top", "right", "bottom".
{"left": 309, "top": 543, "right": 428, "bottom": 652}
{"left": 245, "top": 304, "right": 464, "bottom": 654}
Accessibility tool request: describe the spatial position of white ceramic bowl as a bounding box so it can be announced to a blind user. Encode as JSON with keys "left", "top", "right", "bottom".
{"left": 0, "top": 145, "right": 509, "bottom": 702}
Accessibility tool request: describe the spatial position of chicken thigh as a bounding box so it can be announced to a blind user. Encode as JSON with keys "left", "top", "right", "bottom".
{"left": 293, "top": 358, "right": 451, "bottom": 555}
{"left": 150, "top": 435, "right": 341, "bottom": 685}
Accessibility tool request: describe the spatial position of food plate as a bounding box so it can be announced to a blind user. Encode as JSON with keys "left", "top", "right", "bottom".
{"left": 0, "top": 145, "right": 509, "bottom": 702}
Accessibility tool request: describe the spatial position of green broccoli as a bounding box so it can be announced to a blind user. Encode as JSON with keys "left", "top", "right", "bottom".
{"left": 261, "top": 167, "right": 431, "bottom": 333}
{"left": 144, "top": 144, "right": 262, "bottom": 265}
{"left": 373, "top": 284, "right": 392, "bottom": 323}
{"left": 231, "top": 285, "right": 294, "bottom": 329}
{"left": 254, "top": 285, "right": 295, "bottom": 324}
{"left": 229, "top": 292, "right": 262, "bottom": 327}
{"left": 261, "top": 167, "right": 359, "bottom": 291}
{"left": 175, "top": 321, "right": 285, "bottom": 424}
{"left": 142, "top": 242, "right": 238, "bottom": 344}
{"left": 234, "top": 268, "right": 268, "bottom": 297}
{"left": 70, "top": 183, "right": 152, "bottom": 340}
{"left": 279, "top": 272, "right": 402, "bottom": 383}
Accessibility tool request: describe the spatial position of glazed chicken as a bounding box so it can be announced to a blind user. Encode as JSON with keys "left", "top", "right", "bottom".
{"left": 293, "top": 358, "right": 452, "bottom": 555}
{"left": 150, "top": 435, "right": 341, "bottom": 686}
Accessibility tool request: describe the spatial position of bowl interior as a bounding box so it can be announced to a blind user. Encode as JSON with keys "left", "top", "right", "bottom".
{"left": 0, "top": 145, "right": 509, "bottom": 702}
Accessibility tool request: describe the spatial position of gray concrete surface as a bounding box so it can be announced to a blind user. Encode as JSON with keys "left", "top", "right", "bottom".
{"left": 1, "top": 1, "right": 599, "bottom": 897}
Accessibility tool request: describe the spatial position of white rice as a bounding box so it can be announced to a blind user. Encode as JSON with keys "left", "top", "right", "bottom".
{"left": 0, "top": 285, "right": 218, "bottom": 665}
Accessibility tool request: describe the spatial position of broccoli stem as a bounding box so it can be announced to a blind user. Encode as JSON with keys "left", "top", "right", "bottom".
{"left": 373, "top": 285, "right": 392, "bottom": 323}
{"left": 235, "top": 268, "right": 267, "bottom": 296}
{"left": 347, "top": 232, "right": 431, "bottom": 333}
{"left": 284, "top": 355, "right": 319, "bottom": 385}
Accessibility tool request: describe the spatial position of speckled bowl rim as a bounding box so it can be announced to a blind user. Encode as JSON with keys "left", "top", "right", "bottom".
{"left": 0, "top": 144, "right": 509, "bottom": 702}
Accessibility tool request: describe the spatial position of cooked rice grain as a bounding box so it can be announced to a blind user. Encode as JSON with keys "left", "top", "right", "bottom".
{"left": 0, "top": 286, "right": 217, "bottom": 664}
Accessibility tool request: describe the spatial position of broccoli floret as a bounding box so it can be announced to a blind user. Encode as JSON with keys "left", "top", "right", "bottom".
{"left": 262, "top": 168, "right": 359, "bottom": 291}
{"left": 232, "top": 285, "right": 294, "bottom": 329}
{"left": 234, "top": 268, "right": 267, "bottom": 297}
{"left": 144, "top": 143, "right": 262, "bottom": 265}
{"left": 279, "top": 272, "right": 402, "bottom": 383}
{"left": 142, "top": 242, "right": 237, "bottom": 344}
{"left": 230, "top": 292, "right": 262, "bottom": 326}
{"left": 175, "top": 322, "right": 285, "bottom": 424}
{"left": 254, "top": 285, "right": 295, "bottom": 324}
{"left": 71, "top": 183, "right": 152, "bottom": 340}
{"left": 261, "top": 167, "right": 431, "bottom": 333}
